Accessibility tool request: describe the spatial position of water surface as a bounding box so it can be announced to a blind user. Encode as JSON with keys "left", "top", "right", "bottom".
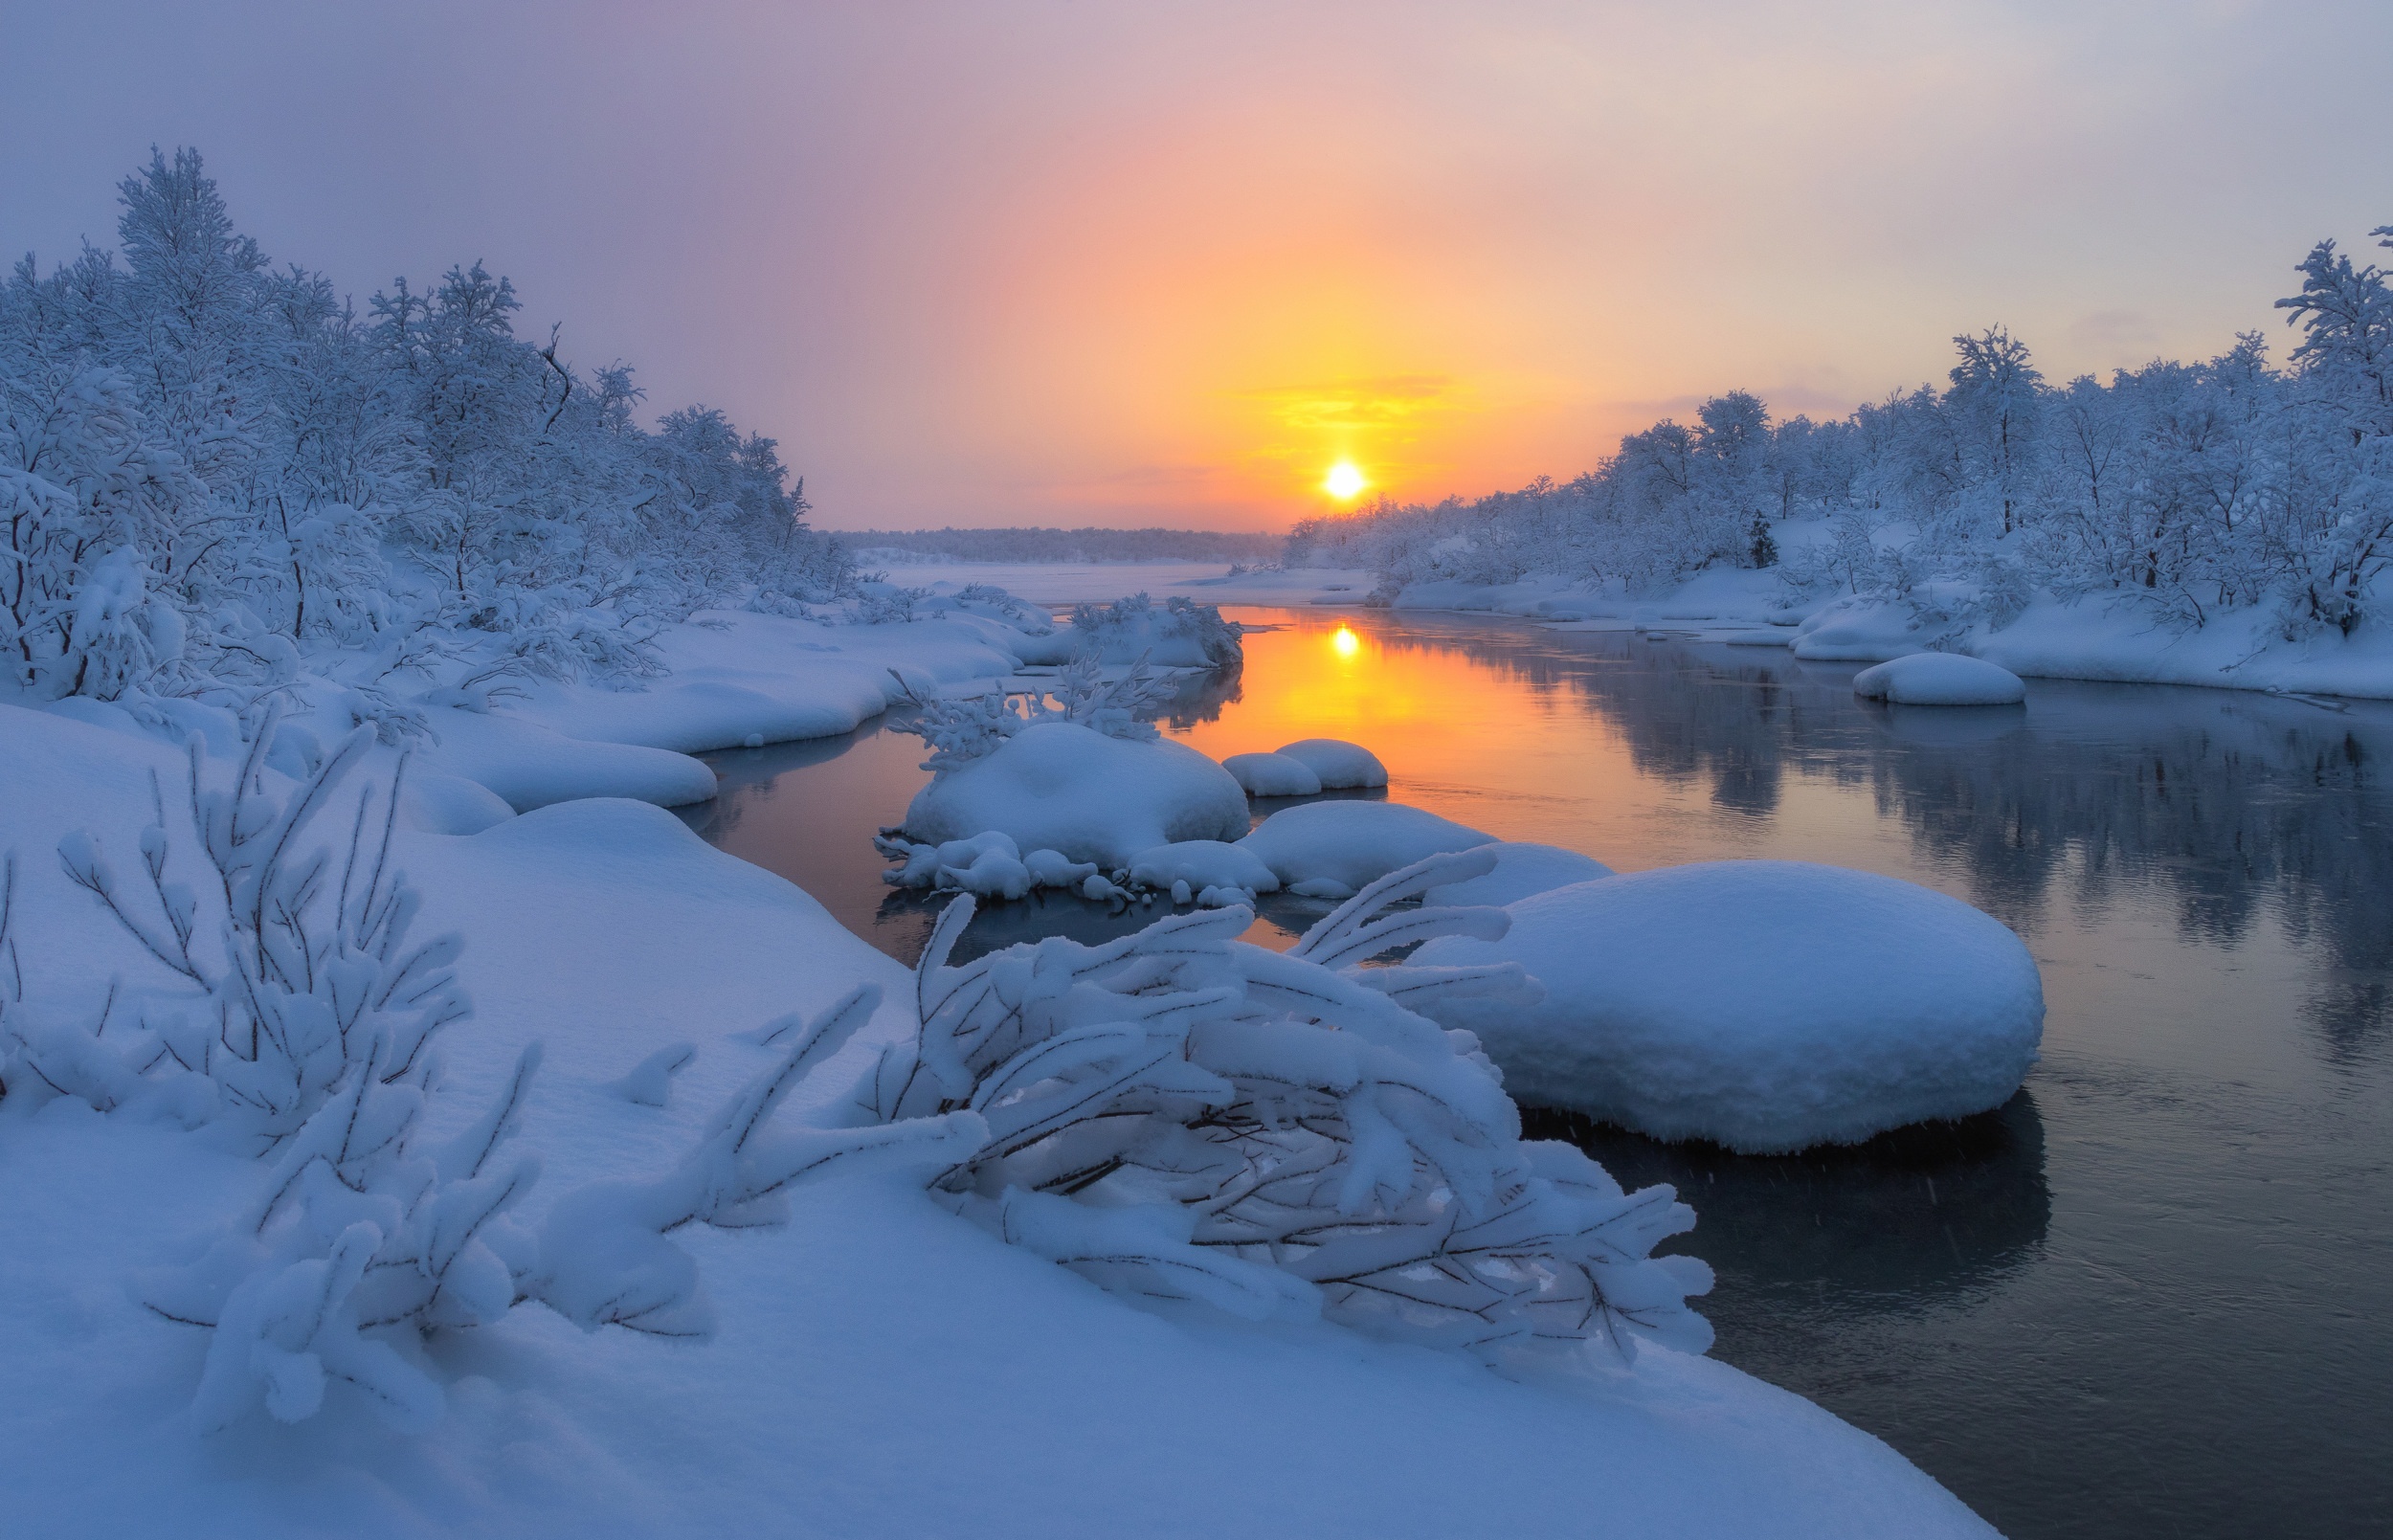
{"left": 682, "top": 608, "right": 2393, "bottom": 1539}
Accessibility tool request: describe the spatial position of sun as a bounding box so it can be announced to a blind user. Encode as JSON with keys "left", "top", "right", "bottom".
{"left": 1331, "top": 626, "right": 1360, "bottom": 658}
{"left": 1323, "top": 460, "right": 1367, "bottom": 500}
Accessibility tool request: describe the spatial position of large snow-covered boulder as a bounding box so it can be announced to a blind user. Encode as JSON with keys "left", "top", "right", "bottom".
{"left": 1853, "top": 653, "right": 2026, "bottom": 706}
{"left": 1413, "top": 861, "right": 2045, "bottom": 1154}
{"left": 1221, "top": 751, "right": 1323, "bottom": 797}
{"left": 1421, "top": 841, "right": 1614, "bottom": 908}
{"left": 1237, "top": 801, "right": 1493, "bottom": 898}
{"left": 901, "top": 720, "right": 1249, "bottom": 869}
{"left": 1274, "top": 738, "right": 1388, "bottom": 789}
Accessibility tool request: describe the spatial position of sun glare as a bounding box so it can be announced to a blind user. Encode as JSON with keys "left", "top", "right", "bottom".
{"left": 1324, "top": 461, "right": 1367, "bottom": 500}
{"left": 1331, "top": 626, "right": 1360, "bottom": 657}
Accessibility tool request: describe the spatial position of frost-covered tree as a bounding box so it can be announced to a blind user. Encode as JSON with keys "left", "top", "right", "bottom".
{"left": 0, "top": 146, "right": 851, "bottom": 704}
{"left": 1315, "top": 221, "right": 2393, "bottom": 640}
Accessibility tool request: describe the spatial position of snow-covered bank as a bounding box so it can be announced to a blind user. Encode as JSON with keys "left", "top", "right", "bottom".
{"left": 0, "top": 704, "right": 1994, "bottom": 1539}
{"left": 845, "top": 558, "right": 1375, "bottom": 608}
{"left": 1382, "top": 564, "right": 2393, "bottom": 701}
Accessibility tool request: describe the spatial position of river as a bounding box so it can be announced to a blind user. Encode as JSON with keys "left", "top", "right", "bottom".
{"left": 679, "top": 606, "right": 2393, "bottom": 1540}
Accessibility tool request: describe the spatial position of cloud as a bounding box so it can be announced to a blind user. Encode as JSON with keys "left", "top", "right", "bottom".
{"left": 1240, "top": 374, "right": 1465, "bottom": 435}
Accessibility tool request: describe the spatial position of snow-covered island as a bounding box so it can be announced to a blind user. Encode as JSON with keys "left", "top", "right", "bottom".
{"left": 0, "top": 152, "right": 2010, "bottom": 1538}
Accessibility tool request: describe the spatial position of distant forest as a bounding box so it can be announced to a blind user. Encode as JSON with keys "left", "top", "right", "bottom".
{"left": 833, "top": 525, "right": 1283, "bottom": 565}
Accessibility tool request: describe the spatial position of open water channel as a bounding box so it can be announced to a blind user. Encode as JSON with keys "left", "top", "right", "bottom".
{"left": 680, "top": 607, "right": 2393, "bottom": 1539}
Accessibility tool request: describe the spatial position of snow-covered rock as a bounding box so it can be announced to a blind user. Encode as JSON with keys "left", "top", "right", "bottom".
{"left": 1274, "top": 738, "right": 1389, "bottom": 789}
{"left": 1421, "top": 841, "right": 1614, "bottom": 908}
{"left": 1127, "top": 839, "right": 1282, "bottom": 895}
{"left": 1221, "top": 750, "right": 1324, "bottom": 797}
{"left": 900, "top": 719, "right": 1249, "bottom": 869}
{"left": 1413, "top": 861, "right": 2045, "bottom": 1154}
{"left": 1238, "top": 801, "right": 1493, "bottom": 898}
{"left": 1853, "top": 653, "right": 2027, "bottom": 706}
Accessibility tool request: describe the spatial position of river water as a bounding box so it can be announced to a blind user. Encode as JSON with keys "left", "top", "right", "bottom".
{"left": 680, "top": 607, "right": 2393, "bottom": 1539}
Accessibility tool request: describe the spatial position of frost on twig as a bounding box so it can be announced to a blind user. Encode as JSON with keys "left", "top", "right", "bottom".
{"left": 886, "top": 653, "right": 1180, "bottom": 773}
{"left": 858, "top": 850, "right": 1714, "bottom": 1366}
{"left": 161, "top": 986, "right": 981, "bottom": 1431}
{"left": 29, "top": 701, "right": 467, "bottom": 1149}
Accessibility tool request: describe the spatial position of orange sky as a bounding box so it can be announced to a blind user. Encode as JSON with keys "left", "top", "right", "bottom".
{"left": 6, "top": 2, "right": 2392, "bottom": 530}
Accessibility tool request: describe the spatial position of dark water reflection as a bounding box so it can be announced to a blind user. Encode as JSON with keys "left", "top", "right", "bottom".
{"left": 684, "top": 609, "right": 2393, "bottom": 1540}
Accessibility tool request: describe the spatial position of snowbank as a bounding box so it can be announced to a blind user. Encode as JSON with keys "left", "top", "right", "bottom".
{"left": 1852, "top": 654, "right": 2026, "bottom": 706}
{"left": 1421, "top": 841, "right": 1615, "bottom": 908}
{"left": 1222, "top": 750, "right": 1323, "bottom": 796}
{"left": 0, "top": 700, "right": 1993, "bottom": 1540}
{"left": 1274, "top": 738, "right": 1389, "bottom": 789}
{"left": 1392, "top": 569, "right": 2393, "bottom": 703}
{"left": 1238, "top": 801, "right": 1494, "bottom": 898}
{"left": 1414, "top": 861, "right": 2045, "bottom": 1153}
{"left": 901, "top": 719, "right": 1250, "bottom": 868}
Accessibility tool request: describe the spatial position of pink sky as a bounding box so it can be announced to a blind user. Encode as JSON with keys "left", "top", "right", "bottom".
{"left": 4, "top": 1, "right": 2390, "bottom": 530}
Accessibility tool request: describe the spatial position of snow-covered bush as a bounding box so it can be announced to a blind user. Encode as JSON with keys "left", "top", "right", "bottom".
{"left": 851, "top": 851, "right": 1715, "bottom": 1364}
{"left": 23, "top": 708, "right": 463, "bottom": 1146}
{"left": 150, "top": 983, "right": 985, "bottom": 1431}
{"left": 1066, "top": 593, "right": 1242, "bottom": 668}
{"left": 891, "top": 656, "right": 1178, "bottom": 772}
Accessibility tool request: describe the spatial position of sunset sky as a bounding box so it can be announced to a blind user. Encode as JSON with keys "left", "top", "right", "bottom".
{"left": 5, "top": 1, "right": 2389, "bottom": 531}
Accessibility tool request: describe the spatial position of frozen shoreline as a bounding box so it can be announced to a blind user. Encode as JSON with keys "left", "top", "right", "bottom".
{"left": 1380, "top": 561, "right": 2393, "bottom": 702}
{"left": 0, "top": 602, "right": 1994, "bottom": 1539}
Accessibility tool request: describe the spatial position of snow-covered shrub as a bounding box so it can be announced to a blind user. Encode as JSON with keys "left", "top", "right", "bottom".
{"left": 853, "top": 851, "right": 1715, "bottom": 1364}
{"left": 152, "top": 984, "right": 985, "bottom": 1431}
{"left": 36, "top": 705, "right": 464, "bottom": 1147}
{"left": 1066, "top": 593, "right": 1242, "bottom": 668}
{"left": 891, "top": 657, "right": 1178, "bottom": 773}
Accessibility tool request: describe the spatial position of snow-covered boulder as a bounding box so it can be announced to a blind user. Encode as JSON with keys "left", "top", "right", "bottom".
{"left": 1221, "top": 750, "right": 1323, "bottom": 797}
{"left": 1413, "top": 861, "right": 2045, "bottom": 1154}
{"left": 1274, "top": 737, "right": 1388, "bottom": 789}
{"left": 1127, "top": 839, "right": 1281, "bottom": 895}
{"left": 1237, "top": 801, "right": 1493, "bottom": 898}
{"left": 1421, "top": 841, "right": 1614, "bottom": 908}
{"left": 1853, "top": 653, "right": 2026, "bottom": 706}
{"left": 900, "top": 720, "right": 1249, "bottom": 869}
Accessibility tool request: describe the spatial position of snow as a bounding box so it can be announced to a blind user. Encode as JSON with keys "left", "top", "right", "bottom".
{"left": 0, "top": 703, "right": 1995, "bottom": 1540}
{"left": 1126, "top": 838, "right": 1282, "bottom": 895}
{"left": 833, "top": 559, "right": 1375, "bottom": 608}
{"left": 899, "top": 719, "right": 1251, "bottom": 868}
{"left": 1421, "top": 841, "right": 1616, "bottom": 908}
{"left": 1273, "top": 737, "right": 1389, "bottom": 789}
{"left": 1373, "top": 566, "right": 2393, "bottom": 703}
{"left": 1237, "top": 801, "right": 1495, "bottom": 898}
{"left": 1414, "top": 861, "right": 2044, "bottom": 1153}
{"left": 1222, "top": 750, "right": 1324, "bottom": 796}
{"left": 1852, "top": 653, "right": 2026, "bottom": 705}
